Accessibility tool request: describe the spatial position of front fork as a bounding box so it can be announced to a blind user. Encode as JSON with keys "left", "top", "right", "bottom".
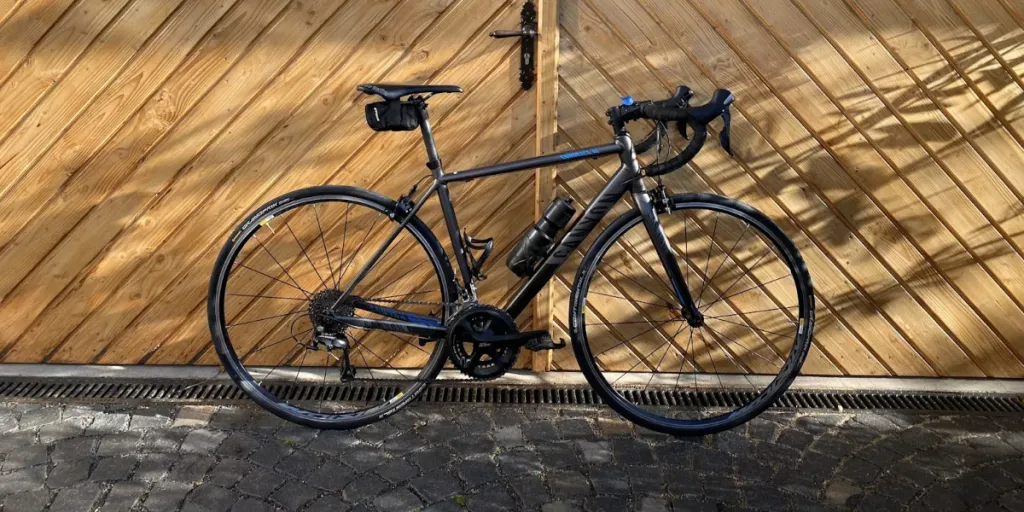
{"left": 632, "top": 179, "right": 704, "bottom": 326}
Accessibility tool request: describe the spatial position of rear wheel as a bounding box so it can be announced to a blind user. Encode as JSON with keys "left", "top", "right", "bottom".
{"left": 570, "top": 193, "right": 814, "bottom": 436}
{"left": 208, "top": 186, "right": 456, "bottom": 429}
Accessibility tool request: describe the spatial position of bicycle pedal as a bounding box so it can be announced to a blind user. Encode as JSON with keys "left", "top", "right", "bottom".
{"left": 524, "top": 332, "right": 567, "bottom": 352}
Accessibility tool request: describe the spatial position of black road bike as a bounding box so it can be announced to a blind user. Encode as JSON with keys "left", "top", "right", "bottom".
{"left": 208, "top": 83, "right": 815, "bottom": 436}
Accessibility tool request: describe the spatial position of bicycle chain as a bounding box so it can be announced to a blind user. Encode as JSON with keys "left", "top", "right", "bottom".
{"left": 364, "top": 297, "right": 452, "bottom": 308}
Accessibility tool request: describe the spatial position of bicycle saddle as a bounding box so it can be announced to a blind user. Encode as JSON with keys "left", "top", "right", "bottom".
{"left": 357, "top": 83, "right": 463, "bottom": 101}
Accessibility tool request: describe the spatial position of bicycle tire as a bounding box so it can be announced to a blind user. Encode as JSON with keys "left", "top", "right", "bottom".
{"left": 208, "top": 186, "right": 457, "bottom": 429}
{"left": 570, "top": 193, "right": 814, "bottom": 436}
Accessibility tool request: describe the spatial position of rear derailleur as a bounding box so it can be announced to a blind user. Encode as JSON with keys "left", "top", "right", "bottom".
{"left": 307, "top": 288, "right": 356, "bottom": 382}
{"left": 311, "top": 331, "right": 356, "bottom": 382}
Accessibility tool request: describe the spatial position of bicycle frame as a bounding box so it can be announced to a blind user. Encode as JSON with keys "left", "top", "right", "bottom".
{"left": 333, "top": 104, "right": 702, "bottom": 339}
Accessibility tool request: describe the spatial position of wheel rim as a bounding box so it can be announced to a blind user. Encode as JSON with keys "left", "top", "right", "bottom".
{"left": 575, "top": 199, "right": 812, "bottom": 431}
{"left": 212, "top": 194, "right": 452, "bottom": 423}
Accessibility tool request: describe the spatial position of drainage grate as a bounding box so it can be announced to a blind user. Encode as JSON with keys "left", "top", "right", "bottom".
{"left": 0, "top": 378, "right": 1020, "bottom": 414}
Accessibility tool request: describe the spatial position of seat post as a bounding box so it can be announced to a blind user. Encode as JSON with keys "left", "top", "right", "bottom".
{"left": 415, "top": 102, "right": 443, "bottom": 178}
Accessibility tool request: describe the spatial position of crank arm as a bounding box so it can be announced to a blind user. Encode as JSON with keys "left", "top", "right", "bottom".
{"left": 466, "top": 330, "right": 549, "bottom": 346}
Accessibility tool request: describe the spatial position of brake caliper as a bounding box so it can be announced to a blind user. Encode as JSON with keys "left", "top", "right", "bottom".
{"left": 652, "top": 180, "right": 672, "bottom": 214}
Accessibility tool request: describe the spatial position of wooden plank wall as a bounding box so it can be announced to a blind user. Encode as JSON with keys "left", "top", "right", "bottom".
{"left": 2, "top": 0, "right": 1024, "bottom": 379}
{"left": 551, "top": 0, "right": 1024, "bottom": 378}
{"left": 0, "top": 0, "right": 537, "bottom": 368}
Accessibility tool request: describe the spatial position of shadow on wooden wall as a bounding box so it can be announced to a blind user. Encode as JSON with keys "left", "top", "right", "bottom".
{"left": 1, "top": 0, "right": 1023, "bottom": 379}
{"left": 551, "top": 0, "right": 1024, "bottom": 378}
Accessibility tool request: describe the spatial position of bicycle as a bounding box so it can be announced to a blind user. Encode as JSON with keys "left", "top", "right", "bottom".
{"left": 207, "top": 82, "right": 815, "bottom": 436}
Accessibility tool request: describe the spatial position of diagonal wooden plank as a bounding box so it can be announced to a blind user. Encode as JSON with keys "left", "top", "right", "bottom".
{"left": 0, "top": 0, "right": 294, "bottom": 361}
{"left": 140, "top": 45, "right": 528, "bottom": 367}
{"left": 556, "top": 84, "right": 839, "bottom": 376}
{"left": 561, "top": 0, "right": 905, "bottom": 375}
{"left": 846, "top": 0, "right": 1024, "bottom": 230}
{"left": 898, "top": 0, "right": 1024, "bottom": 150}
{"left": 0, "top": 0, "right": 187, "bottom": 216}
{"left": 185, "top": 79, "right": 534, "bottom": 368}
{"left": 0, "top": 0, "right": 75, "bottom": 87}
{"left": 82, "top": 0, "right": 520, "bottom": 365}
{"left": 0, "top": 0, "right": 238, "bottom": 257}
{"left": 601, "top": 0, "right": 981, "bottom": 376}
{"left": 10, "top": 0, "right": 389, "bottom": 365}
{"left": 948, "top": 0, "right": 1024, "bottom": 91}
{"left": 0, "top": 0, "right": 133, "bottom": 145}
{"left": 727, "top": 0, "right": 1024, "bottom": 375}
{"left": 769, "top": 0, "right": 1024, "bottom": 373}
{"left": 682, "top": 0, "right": 1023, "bottom": 379}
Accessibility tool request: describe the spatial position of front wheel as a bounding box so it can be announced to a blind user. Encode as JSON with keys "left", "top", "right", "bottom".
{"left": 570, "top": 193, "right": 814, "bottom": 436}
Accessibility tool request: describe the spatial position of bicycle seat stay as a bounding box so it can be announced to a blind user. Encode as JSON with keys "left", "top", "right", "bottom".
{"left": 357, "top": 83, "right": 463, "bottom": 101}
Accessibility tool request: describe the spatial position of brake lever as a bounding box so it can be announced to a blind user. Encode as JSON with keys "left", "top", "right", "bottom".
{"left": 720, "top": 106, "right": 733, "bottom": 156}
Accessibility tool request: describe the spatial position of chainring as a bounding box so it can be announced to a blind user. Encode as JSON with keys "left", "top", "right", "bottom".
{"left": 447, "top": 304, "right": 519, "bottom": 380}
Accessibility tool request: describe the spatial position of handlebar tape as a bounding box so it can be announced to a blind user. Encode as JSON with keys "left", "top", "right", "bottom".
{"left": 641, "top": 88, "right": 734, "bottom": 124}
{"left": 634, "top": 86, "right": 696, "bottom": 155}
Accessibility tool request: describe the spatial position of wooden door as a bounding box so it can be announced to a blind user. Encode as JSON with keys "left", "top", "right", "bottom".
{"left": 0, "top": 0, "right": 538, "bottom": 366}
{"left": 549, "top": 0, "right": 1024, "bottom": 378}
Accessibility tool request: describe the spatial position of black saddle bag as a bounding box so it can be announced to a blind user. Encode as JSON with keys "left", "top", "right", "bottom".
{"left": 365, "top": 100, "right": 420, "bottom": 132}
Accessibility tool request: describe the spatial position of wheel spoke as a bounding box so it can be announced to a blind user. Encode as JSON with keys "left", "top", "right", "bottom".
{"left": 588, "top": 291, "right": 676, "bottom": 309}
{"left": 366, "top": 258, "right": 428, "bottom": 299}
{"left": 244, "top": 328, "right": 312, "bottom": 359}
{"left": 217, "top": 196, "right": 450, "bottom": 424}
{"left": 705, "top": 306, "right": 797, "bottom": 321}
{"left": 284, "top": 218, "right": 329, "bottom": 291}
{"left": 313, "top": 204, "right": 338, "bottom": 289}
{"left": 644, "top": 323, "right": 682, "bottom": 390}
{"left": 701, "top": 223, "right": 749, "bottom": 305}
{"left": 254, "top": 234, "right": 312, "bottom": 299}
{"left": 611, "top": 338, "right": 675, "bottom": 385}
{"left": 237, "top": 263, "right": 310, "bottom": 298}
{"left": 227, "top": 293, "right": 307, "bottom": 302}
{"left": 227, "top": 309, "right": 307, "bottom": 329}
{"left": 703, "top": 324, "right": 783, "bottom": 369}
{"left": 336, "top": 203, "right": 352, "bottom": 287}
{"left": 257, "top": 333, "right": 309, "bottom": 386}
{"left": 710, "top": 316, "right": 794, "bottom": 340}
{"left": 696, "top": 328, "right": 723, "bottom": 390}
{"left": 696, "top": 212, "right": 719, "bottom": 307}
{"left": 701, "top": 274, "right": 790, "bottom": 312}
{"left": 606, "top": 264, "right": 675, "bottom": 305}
{"left": 699, "top": 326, "right": 760, "bottom": 393}
{"left": 337, "top": 212, "right": 383, "bottom": 290}
{"left": 701, "top": 247, "right": 776, "bottom": 311}
{"left": 591, "top": 319, "right": 681, "bottom": 359}
{"left": 354, "top": 340, "right": 414, "bottom": 381}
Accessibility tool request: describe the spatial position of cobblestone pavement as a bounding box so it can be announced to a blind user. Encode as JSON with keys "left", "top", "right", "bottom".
{"left": 0, "top": 401, "right": 1021, "bottom": 511}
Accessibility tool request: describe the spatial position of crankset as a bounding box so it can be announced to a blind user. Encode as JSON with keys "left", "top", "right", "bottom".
{"left": 447, "top": 304, "right": 567, "bottom": 380}
{"left": 447, "top": 305, "right": 520, "bottom": 380}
